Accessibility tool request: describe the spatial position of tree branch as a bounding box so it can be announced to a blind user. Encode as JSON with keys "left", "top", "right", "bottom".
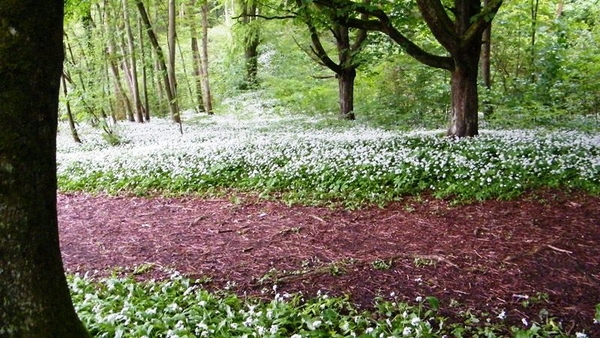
{"left": 334, "top": 6, "right": 454, "bottom": 70}
{"left": 416, "top": 0, "right": 458, "bottom": 52}
{"left": 296, "top": 0, "right": 343, "bottom": 73}
{"left": 231, "top": 14, "right": 297, "bottom": 20}
{"left": 461, "top": 0, "right": 503, "bottom": 48}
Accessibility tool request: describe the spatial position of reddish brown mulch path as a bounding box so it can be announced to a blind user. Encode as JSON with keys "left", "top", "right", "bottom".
{"left": 58, "top": 191, "right": 600, "bottom": 335}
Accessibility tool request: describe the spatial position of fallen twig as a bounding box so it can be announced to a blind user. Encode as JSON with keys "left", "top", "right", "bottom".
{"left": 546, "top": 244, "right": 572, "bottom": 254}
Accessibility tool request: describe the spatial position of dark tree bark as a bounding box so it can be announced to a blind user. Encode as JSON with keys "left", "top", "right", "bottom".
{"left": 446, "top": 1, "right": 484, "bottom": 137}
{"left": 0, "top": 1, "right": 90, "bottom": 336}
{"left": 333, "top": 25, "right": 359, "bottom": 120}
{"left": 338, "top": 68, "right": 357, "bottom": 120}
{"left": 314, "top": 0, "right": 503, "bottom": 137}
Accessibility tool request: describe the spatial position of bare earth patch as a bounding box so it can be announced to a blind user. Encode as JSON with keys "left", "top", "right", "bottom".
{"left": 58, "top": 191, "right": 600, "bottom": 335}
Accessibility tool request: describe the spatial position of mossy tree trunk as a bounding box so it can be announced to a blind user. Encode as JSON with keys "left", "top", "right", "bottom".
{"left": 0, "top": 1, "right": 90, "bottom": 337}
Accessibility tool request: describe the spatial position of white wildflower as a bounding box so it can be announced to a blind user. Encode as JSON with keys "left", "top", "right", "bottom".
{"left": 497, "top": 310, "right": 506, "bottom": 320}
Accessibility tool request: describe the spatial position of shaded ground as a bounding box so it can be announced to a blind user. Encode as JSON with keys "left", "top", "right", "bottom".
{"left": 58, "top": 191, "right": 600, "bottom": 335}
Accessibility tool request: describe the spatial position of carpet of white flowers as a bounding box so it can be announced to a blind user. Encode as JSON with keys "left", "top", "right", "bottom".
{"left": 57, "top": 108, "right": 600, "bottom": 206}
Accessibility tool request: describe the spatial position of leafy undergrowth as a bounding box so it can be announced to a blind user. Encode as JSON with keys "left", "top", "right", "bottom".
{"left": 69, "top": 274, "right": 598, "bottom": 338}
{"left": 57, "top": 108, "right": 600, "bottom": 208}
{"left": 59, "top": 97, "right": 600, "bottom": 336}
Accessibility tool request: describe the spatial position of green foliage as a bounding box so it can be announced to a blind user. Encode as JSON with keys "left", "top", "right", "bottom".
{"left": 57, "top": 112, "right": 600, "bottom": 207}
{"left": 489, "top": 1, "right": 600, "bottom": 125}
{"left": 67, "top": 274, "right": 591, "bottom": 337}
{"left": 355, "top": 55, "right": 450, "bottom": 130}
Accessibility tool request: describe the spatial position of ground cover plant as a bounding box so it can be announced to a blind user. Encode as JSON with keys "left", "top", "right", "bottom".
{"left": 57, "top": 94, "right": 600, "bottom": 337}
{"left": 57, "top": 95, "right": 600, "bottom": 208}
{"left": 68, "top": 273, "right": 599, "bottom": 338}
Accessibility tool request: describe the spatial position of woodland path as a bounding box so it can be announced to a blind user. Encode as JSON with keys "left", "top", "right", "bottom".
{"left": 58, "top": 191, "right": 600, "bottom": 335}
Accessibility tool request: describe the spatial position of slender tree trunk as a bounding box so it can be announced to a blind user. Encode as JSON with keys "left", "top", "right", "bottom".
{"left": 189, "top": 0, "right": 206, "bottom": 112}
{"left": 64, "top": 36, "right": 100, "bottom": 120}
{"left": 61, "top": 73, "right": 83, "bottom": 143}
{"left": 481, "top": 0, "right": 493, "bottom": 117}
{"left": 122, "top": 0, "right": 144, "bottom": 122}
{"left": 168, "top": 0, "right": 181, "bottom": 124}
{"left": 200, "top": 0, "right": 214, "bottom": 114}
{"left": 137, "top": 0, "right": 181, "bottom": 123}
{"left": 106, "top": 0, "right": 133, "bottom": 120}
{"left": 191, "top": 37, "right": 206, "bottom": 111}
{"left": 138, "top": 15, "right": 150, "bottom": 121}
{"left": 119, "top": 34, "right": 136, "bottom": 122}
{"left": 0, "top": 1, "right": 90, "bottom": 336}
{"left": 530, "top": 0, "right": 540, "bottom": 83}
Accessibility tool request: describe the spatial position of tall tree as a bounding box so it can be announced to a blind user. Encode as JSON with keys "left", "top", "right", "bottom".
{"left": 61, "top": 72, "right": 83, "bottom": 143}
{"left": 189, "top": 0, "right": 206, "bottom": 112}
{"left": 0, "top": 1, "right": 90, "bottom": 336}
{"left": 137, "top": 0, "right": 181, "bottom": 123}
{"left": 295, "top": 1, "right": 368, "bottom": 119}
{"left": 122, "top": 0, "right": 145, "bottom": 122}
{"left": 105, "top": 0, "right": 135, "bottom": 121}
{"left": 238, "top": 0, "right": 261, "bottom": 88}
{"left": 167, "top": 0, "right": 180, "bottom": 119}
{"left": 481, "top": 0, "right": 493, "bottom": 116}
{"left": 199, "top": 0, "right": 214, "bottom": 114}
{"left": 314, "top": 0, "right": 503, "bottom": 137}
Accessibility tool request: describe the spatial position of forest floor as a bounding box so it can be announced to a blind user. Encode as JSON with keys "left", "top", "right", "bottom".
{"left": 58, "top": 190, "right": 600, "bottom": 335}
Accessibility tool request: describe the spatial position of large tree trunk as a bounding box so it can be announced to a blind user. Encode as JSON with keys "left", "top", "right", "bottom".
{"left": 449, "top": 61, "right": 479, "bottom": 137}
{"left": 0, "top": 1, "right": 90, "bottom": 336}
{"left": 338, "top": 68, "right": 356, "bottom": 120}
{"left": 446, "top": 0, "right": 484, "bottom": 137}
